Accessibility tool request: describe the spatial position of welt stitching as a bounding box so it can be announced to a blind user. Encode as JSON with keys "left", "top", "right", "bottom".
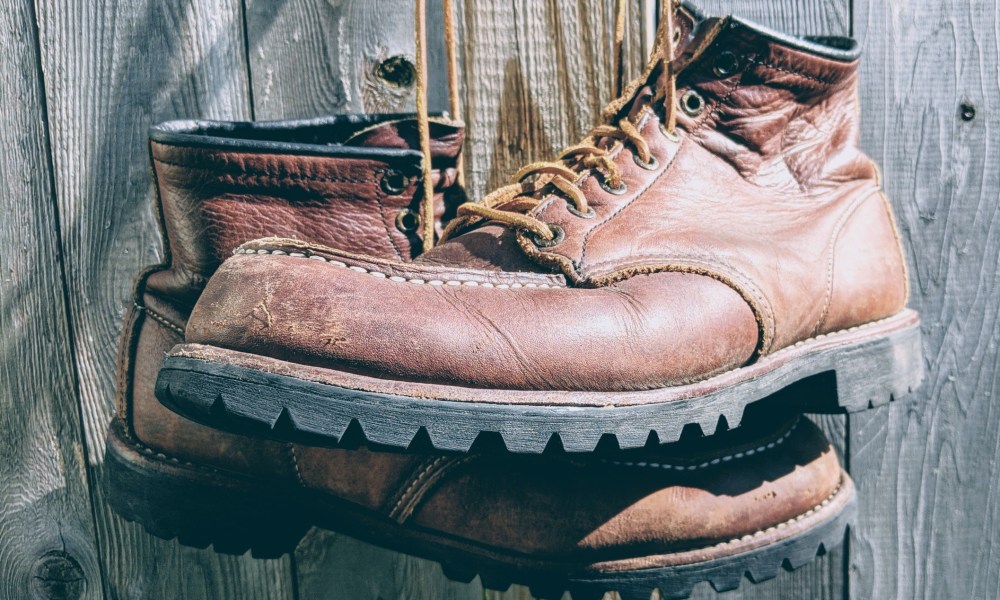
{"left": 601, "top": 418, "right": 799, "bottom": 471}
{"left": 153, "top": 157, "right": 376, "bottom": 185}
{"left": 745, "top": 57, "right": 838, "bottom": 84}
{"left": 239, "top": 247, "right": 566, "bottom": 289}
{"left": 714, "top": 480, "right": 844, "bottom": 548}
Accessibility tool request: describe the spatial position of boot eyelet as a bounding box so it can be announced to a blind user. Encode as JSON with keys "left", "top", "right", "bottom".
{"left": 566, "top": 204, "right": 597, "bottom": 219}
{"left": 395, "top": 208, "right": 421, "bottom": 233}
{"left": 659, "top": 122, "right": 681, "bottom": 142}
{"left": 633, "top": 153, "right": 659, "bottom": 171}
{"left": 680, "top": 90, "right": 706, "bottom": 117}
{"left": 713, "top": 51, "right": 741, "bottom": 78}
{"left": 380, "top": 170, "right": 408, "bottom": 194}
{"left": 528, "top": 224, "right": 565, "bottom": 248}
{"left": 598, "top": 174, "right": 628, "bottom": 196}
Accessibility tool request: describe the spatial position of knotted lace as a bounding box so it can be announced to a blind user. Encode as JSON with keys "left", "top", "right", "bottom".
{"left": 439, "top": 0, "right": 683, "bottom": 245}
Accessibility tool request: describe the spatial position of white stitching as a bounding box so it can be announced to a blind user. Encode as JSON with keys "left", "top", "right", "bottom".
{"left": 716, "top": 481, "right": 844, "bottom": 548}
{"left": 136, "top": 304, "right": 185, "bottom": 336}
{"left": 237, "top": 247, "right": 566, "bottom": 289}
{"left": 601, "top": 419, "right": 799, "bottom": 471}
{"left": 287, "top": 444, "right": 307, "bottom": 488}
{"left": 389, "top": 456, "right": 451, "bottom": 521}
{"left": 234, "top": 249, "right": 908, "bottom": 354}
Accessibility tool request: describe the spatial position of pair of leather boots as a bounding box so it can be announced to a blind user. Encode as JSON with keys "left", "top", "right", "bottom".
{"left": 104, "top": 3, "right": 923, "bottom": 599}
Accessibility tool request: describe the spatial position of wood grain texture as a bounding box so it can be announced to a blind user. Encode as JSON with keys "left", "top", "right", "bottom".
{"left": 698, "top": 0, "right": 849, "bottom": 35}
{"left": 849, "top": 1, "right": 1000, "bottom": 598}
{"left": 293, "top": 530, "right": 482, "bottom": 600}
{"left": 458, "top": 0, "right": 645, "bottom": 200}
{"left": 245, "top": 0, "right": 451, "bottom": 118}
{"left": 31, "top": 0, "right": 295, "bottom": 597}
{"left": 0, "top": 1, "right": 103, "bottom": 598}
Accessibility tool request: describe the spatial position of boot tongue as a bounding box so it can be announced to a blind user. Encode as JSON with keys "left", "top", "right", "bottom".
{"left": 419, "top": 9, "right": 720, "bottom": 275}
{"left": 343, "top": 117, "right": 464, "bottom": 160}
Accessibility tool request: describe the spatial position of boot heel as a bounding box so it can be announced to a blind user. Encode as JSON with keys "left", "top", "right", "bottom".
{"left": 102, "top": 422, "right": 307, "bottom": 558}
{"left": 832, "top": 319, "right": 924, "bottom": 412}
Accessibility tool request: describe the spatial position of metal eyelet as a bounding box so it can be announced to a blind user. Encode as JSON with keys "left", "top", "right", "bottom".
{"left": 566, "top": 204, "right": 597, "bottom": 219}
{"left": 659, "top": 121, "right": 681, "bottom": 142}
{"left": 680, "top": 90, "right": 706, "bottom": 117}
{"left": 598, "top": 174, "right": 628, "bottom": 196}
{"left": 380, "top": 169, "right": 408, "bottom": 194}
{"left": 395, "top": 208, "right": 420, "bottom": 233}
{"left": 713, "top": 51, "right": 741, "bottom": 78}
{"left": 633, "top": 153, "right": 659, "bottom": 171}
{"left": 528, "top": 224, "right": 565, "bottom": 248}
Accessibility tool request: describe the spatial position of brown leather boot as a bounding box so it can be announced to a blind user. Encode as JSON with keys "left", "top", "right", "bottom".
{"left": 107, "top": 112, "right": 463, "bottom": 480}
{"left": 107, "top": 405, "right": 854, "bottom": 600}
{"left": 158, "top": 8, "right": 923, "bottom": 453}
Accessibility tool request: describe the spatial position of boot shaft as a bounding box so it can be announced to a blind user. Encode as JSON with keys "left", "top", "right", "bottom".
{"left": 147, "top": 114, "right": 464, "bottom": 310}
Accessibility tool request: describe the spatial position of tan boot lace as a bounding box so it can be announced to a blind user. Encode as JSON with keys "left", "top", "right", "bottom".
{"left": 440, "top": 0, "right": 683, "bottom": 245}
{"left": 414, "top": 0, "right": 462, "bottom": 252}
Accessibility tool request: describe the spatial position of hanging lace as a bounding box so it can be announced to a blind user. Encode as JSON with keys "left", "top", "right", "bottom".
{"left": 436, "top": 0, "right": 685, "bottom": 245}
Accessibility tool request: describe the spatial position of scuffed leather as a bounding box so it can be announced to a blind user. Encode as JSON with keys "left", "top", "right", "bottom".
{"left": 147, "top": 117, "right": 464, "bottom": 309}
{"left": 188, "top": 16, "right": 908, "bottom": 392}
{"left": 187, "top": 251, "right": 757, "bottom": 391}
{"left": 410, "top": 417, "right": 841, "bottom": 559}
{"left": 117, "top": 115, "right": 465, "bottom": 477}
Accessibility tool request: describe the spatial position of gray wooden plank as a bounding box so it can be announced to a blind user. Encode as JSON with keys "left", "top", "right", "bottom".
{"left": 0, "top": 1, "right": 104, "bottom": 598}
{"left": 698, "top": 0, "right": 849, "bottom": 35}
{"left": 459, "top": 0, "right": 646, "bottom": 200}
{"left": 849, "top": 0, "right": 1000, "bottom": 599}
{"left": 245, "top": 0, "right": 453, "bottom": 118}
{"left": 31, "top": 0, "right": 296, "bottom": 596}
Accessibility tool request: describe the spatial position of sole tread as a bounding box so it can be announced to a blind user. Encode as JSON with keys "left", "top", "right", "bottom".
{"left": 157, "top": 315, "right": 922, "bottom": 453}
{"left": 103, "top": 422, "right": 854, "bottom": 600}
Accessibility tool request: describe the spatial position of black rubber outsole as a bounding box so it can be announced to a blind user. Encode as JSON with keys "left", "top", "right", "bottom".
{"left": 103, "top": 421, "right": 855, "bottom": 600}
{"left": 156, "top": 315, "right": 923, "bottom": 454}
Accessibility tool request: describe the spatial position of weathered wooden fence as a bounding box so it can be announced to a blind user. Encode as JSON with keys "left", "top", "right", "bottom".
{"left": 0, "top": 0, "right": 996, "bottom": 598}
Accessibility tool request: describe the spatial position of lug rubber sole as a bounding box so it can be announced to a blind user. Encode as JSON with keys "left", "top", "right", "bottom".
{"left": 102, "top": 421, "right": 856, "bottom": 600}
{"left": 156, "top": 310, "right": 923, "bottom": 453}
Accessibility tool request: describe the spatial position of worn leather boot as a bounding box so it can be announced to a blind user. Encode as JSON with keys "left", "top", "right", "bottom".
{"left": 158, "top": 7, "right": 923, "bottom": 453}
{"left": 106, "top": 112, "right": 463, "bottom": 482}
{"left": 108, "top": 403, "right": 854, "bottom": 600}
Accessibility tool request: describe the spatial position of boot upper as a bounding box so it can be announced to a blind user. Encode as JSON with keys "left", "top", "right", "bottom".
{"left": 291, "top": 415, "right": 847, "bottom": 561}
{"left": 119, "top": 114, "right": 464, "bottom": 472}
{"left": 185, "top": 13, "right": 909, "bottom": 393}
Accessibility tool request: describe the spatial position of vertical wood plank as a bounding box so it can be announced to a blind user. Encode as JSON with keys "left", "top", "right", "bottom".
{"left": 0, "top": 0, "right": 103, "bottom": 598}
{"left": 245, "top": 0, "right": 452, "bottom": 118}
{"left": 699, "top": 0, "right": 849, "bottom": 35}
{"left": 459, "top": 0, "right": 645, "bottom": 200}
{"left": 32, "top": 0, "right": 296, "bottom": 596}
{"left": 849, "top": 0, "right": 1000, "bottom": 598}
